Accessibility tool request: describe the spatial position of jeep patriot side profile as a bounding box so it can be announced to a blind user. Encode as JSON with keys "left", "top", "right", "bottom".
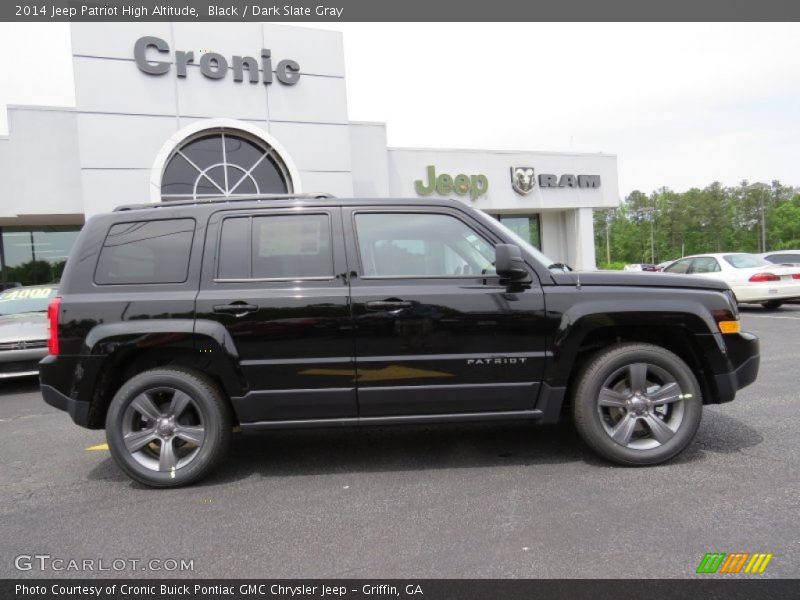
{"left": 39, "top": 195, "right": 760, "bottom": 487}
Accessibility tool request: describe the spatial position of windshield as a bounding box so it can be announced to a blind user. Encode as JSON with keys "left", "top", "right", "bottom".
{"left": 0, "top": 286, "right": 58, "bottom": 316}
{"left": 723, "top": 254, "right": 770, "bottom": 269}
{"left": 471, "top": 210, "right": 560, "bottom": 270}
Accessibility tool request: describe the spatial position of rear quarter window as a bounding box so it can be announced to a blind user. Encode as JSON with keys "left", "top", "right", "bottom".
{"left": 94, "top": 218, "right": 195, "bottom": 285}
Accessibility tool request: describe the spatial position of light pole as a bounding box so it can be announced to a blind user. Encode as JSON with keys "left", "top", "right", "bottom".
{"left": 746, "top": 183, "right": 768, "bottom": 253}
{"left": 636, "top": 207, "right": 656, "bottom": 263}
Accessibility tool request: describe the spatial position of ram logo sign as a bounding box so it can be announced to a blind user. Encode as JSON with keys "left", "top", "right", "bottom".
{"left": 696, "top": 552, "right": 773, "bottom": 574}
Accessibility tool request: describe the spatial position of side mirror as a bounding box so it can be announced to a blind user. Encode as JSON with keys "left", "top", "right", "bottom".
{"left": 495, "top": 244, "right": 528, "bottom": 280}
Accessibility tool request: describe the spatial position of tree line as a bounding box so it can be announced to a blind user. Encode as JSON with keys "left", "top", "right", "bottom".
{"left": 594, "top": 180, "right": 800, "bottom": 269}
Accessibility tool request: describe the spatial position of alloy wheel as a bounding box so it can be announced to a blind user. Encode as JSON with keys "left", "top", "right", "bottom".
{"left": 596, "top": 362, "right": 687, "bottom": 450}
{"left": 121, "top": 386, "right": 206, "bottom": 473}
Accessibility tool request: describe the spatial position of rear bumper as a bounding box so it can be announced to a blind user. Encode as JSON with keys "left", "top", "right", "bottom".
{"left": 38, "top": 353, "right": 97, "bottom": 428}
{"left": 711, "top": 331, "right": 760, "bottom": 403}
{"left": 41, "top": 383, "right": 90, "bottom": 426}
{"left": 732, "top": 282, "right": 800, "bottom": 303}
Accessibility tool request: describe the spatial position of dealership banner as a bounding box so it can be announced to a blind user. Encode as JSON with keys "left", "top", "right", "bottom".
{"left": 4, "top": 0, "right": 800, "bottom": 21}
{"left": 3, "top": 580, "right": 800, "bottom": 600}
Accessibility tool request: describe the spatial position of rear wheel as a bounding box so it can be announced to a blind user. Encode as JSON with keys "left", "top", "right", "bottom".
{"left": 105, "top": 367, "right": 231, "bottom": 487}
{"left": 572, "top": 343, "right": 702, "bottom": 466}
{"left": 761, "top": 300, "right": 783, "bottom": 309}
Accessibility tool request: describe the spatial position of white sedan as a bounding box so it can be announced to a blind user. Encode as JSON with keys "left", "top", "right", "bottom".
{"left": 663, "top": 253, "right": 800, "bottom": 308}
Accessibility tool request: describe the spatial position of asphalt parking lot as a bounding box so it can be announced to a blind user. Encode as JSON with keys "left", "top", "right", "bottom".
{"left": 1, "top": 305, "right": 799, "bottom": 579}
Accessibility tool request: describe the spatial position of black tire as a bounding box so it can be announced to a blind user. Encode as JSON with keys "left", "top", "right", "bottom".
{"left": 571, "top": 343, "right": 702, "bottom": 466}
{"left": 105, "top": 367, "right": 231, "bottom": 487}
{"left": 761, "top": 300, "right": 783, "bottom": 310}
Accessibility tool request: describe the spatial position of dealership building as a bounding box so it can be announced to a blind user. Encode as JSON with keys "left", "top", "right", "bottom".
{"left": 0, "top": 23, "right": 619, "bottom": 287}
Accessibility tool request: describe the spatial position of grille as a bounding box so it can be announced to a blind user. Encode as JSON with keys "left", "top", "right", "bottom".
{"left": 0, "top": 340, "right": 47, "bottom": 351}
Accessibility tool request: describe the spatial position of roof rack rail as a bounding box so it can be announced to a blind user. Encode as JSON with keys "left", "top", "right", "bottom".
{"left": 113, "top": 193, "right": 335, "bottom": 212}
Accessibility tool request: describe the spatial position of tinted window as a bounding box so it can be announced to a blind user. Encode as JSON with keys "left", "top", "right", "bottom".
{"left": 217, "top": 217, "right": 250, "bottom": 279}
{"left": 95, "top": 219, "right": 194, "bottom": 285}
{"left": 355, "top": 213, "right": 495, "bottom": 277}
{"left": 664, "top": 258, "right": 693, "bottom": 274}
{"left": 0, "top": 286, "right": 58, "bottom": 315}
{"left": 764, "top": 253, "right": 800, "bottom": 264}
{"left": 723, "top": 254, "right": 769, "bottom": 269}
{"left": 217, "top": 214, "right": 333, "bottom": 280}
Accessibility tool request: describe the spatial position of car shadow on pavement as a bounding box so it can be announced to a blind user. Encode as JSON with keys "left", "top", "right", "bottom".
{"left": 677, "top": 408, "right": 764, "bottom": 460}
{"left": 85, "top": 408, "right": 764, "bottom": 487}
{"left": 0, "top": 378, "right": 40, "bottom": 396}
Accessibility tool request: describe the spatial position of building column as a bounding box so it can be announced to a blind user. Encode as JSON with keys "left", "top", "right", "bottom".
{"left": 567, "top": 207, "right": 597, "bottom": 271}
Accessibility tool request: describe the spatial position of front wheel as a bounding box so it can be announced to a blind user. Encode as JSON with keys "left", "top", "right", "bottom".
{"left": 105, "top": 367, "right": 231, "bottom": 487}
{"left": 571, "top": 343, "right": 702, "bottom": 466}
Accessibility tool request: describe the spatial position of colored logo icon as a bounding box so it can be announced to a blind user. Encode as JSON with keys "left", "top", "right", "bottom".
{"left": 696, "top": 552, "right": 773, "bottom": 574}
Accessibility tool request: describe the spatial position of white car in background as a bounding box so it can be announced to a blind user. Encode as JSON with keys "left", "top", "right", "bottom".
{"left": 663, "top": 253, "right": 800, "bottom": 309}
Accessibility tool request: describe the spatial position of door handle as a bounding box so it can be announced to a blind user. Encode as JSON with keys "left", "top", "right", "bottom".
{"left": 365, "top": 300, "right": 412, "bottom": 311}
{"left": 213, "top": 302, "right": 258, "bottom": 317}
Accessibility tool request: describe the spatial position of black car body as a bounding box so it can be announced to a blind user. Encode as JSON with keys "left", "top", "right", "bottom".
{"left": 39, "top": 196, "right": 760, "bottom": 486}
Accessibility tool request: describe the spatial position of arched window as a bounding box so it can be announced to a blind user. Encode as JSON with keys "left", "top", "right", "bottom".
{"left": 160, "top": 130, "right": 293, "bottom": 201}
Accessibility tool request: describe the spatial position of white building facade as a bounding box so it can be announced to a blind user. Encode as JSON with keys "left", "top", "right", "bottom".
{"left": 0, "top": 23, "right": 619, "bottom": 287}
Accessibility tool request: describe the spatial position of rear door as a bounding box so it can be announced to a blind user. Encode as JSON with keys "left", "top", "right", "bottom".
{"left": 342, "top": 205, "right": 547, "bottom": 417}
{"left": 196, "top": 206, "right": 356, "bottom": 423}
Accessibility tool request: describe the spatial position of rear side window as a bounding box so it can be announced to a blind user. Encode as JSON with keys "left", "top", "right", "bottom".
{"left": 95, "top": 219, "right": 195, "bottom": 285}
{"left": 217, "top": 213, "right": 333, "bottom": 280}
{"left": 690, "top": 257, "right": 720, "bottom": 273}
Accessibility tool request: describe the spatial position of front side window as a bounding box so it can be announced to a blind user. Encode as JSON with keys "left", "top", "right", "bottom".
{"left": 355, "top": 213, "right": 495, "bottom": 278}
{"left": 95, "top": 219, "right": 195, "bottom": 285}
{"left": 217, "top": 214, "right": 333, "bottom": 280}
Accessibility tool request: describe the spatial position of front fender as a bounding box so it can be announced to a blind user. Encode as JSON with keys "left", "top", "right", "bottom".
{"left": 545, "top": 291, "right": 729, "bottom": 389}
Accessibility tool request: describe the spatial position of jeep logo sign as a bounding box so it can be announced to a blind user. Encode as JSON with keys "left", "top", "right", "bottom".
{"left": 134, "top": 36, "right": 301, "bottom": 85}
{"left": 414, "top": 166, "right": 488, "bottom": 201}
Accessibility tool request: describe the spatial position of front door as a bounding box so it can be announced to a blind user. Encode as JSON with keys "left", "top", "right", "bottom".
{"left": 343, "top": 206, "right": 547, "bottom": 417}
{"left": 196, "top": 206, "right": 355, "bottom": 423}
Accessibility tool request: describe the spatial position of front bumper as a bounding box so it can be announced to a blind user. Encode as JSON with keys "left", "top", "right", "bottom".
{"left": 0, "top": 347, "right": 47, "bottom": 378}
{"left": 711, "top": 331, "right": 760, "bottom": 403}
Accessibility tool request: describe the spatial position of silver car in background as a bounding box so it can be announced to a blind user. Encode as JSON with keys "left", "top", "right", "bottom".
{"left": 0, "top": 285, "right": 58, "bottom": 379}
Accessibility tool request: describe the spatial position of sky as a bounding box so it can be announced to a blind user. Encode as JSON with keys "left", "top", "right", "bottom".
{"left": 0, "top": 22, "right": 798, "bottom": 196}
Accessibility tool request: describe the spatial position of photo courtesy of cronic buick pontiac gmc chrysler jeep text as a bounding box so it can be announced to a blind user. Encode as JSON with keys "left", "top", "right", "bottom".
{"left": 38, "top": 195, "right": 760, "bottom": 487}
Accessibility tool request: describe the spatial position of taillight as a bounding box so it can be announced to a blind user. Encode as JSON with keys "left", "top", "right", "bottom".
{"left": 749, "top": 272, "right": 780, "bottom": 282}
{"left": 793, "top": 274, "right": 800, "bottom": 280}
{"left": 47, "top": 297, "right": 61, "bottom": 355}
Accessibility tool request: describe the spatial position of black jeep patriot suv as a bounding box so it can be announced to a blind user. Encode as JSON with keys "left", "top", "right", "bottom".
{"left": 40, "top": 194, "right": 760, "bottom": 487}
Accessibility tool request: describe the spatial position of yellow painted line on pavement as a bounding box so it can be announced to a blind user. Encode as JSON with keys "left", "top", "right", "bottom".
{"left": 86, "top": 442, "right": 109, "bottom": 451}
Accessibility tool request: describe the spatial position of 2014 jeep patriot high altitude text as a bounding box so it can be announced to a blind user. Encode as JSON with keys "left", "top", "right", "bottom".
{"left": 40, "top": 195, "right": 760, "bottom": 487}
